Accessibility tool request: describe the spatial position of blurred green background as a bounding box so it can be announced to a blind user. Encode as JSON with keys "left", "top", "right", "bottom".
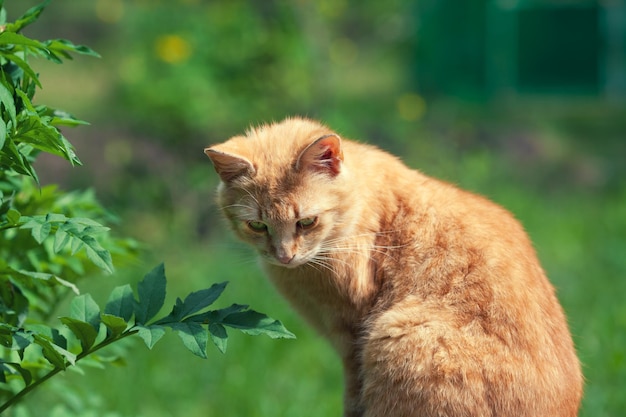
{"left": 11, "top": 0, "right": 626, "bottom": 416}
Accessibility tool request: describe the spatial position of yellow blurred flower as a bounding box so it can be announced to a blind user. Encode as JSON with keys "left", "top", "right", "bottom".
{"left": 155, "top": 34, "right": 192, "bottom": 64}
{"left": 397, "top": 93, "right": 426, "bottom": 121}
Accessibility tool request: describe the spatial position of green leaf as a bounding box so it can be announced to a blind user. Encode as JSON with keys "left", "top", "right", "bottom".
{"left": 45, "top": 213, "right": 68, "bottom": 223}
{"left": 0, "top": 137, "right": 37, "bottom": 179}
{"left": 13, "top": 107, "right": 80, "bottom": 163}
{"left": 0, "top": 81, "right": 17, "bottom": 128}
{"left": 44, "top": 39, "right": 101, "bottom": 59}
{"left": 222, "top": 310, "right": 296, "bottom": 339}
{"left": 6, "top": 208, "right": 21, "bottom": 226}
{"left": 135, "top": 263, "right": 166, "bottom": 324}
{"left": 158, "top": 281, "right": 228, "bottom": 323}
{"left": 11, "top": 331, "right": 33, "bottom": 351}
{"left": 0, "top": 31, "right": 46, "bottom": 48}
{"left": 20, "top": 216, "right": 51, "bottom": 243}
{"left": 59, "top": 317, "right": 98, "bottom": 351}
{"left": 53, "top": 227, "right": 70, "bottom": 252}
{"left": 208, "top": 323, "right": 228, "bottom": 354}
{"left": 186, "top": 303, "right": 248, "bottom": 324}
{"left": 0, "top": 361, "right": 32, "bottom": 386}
{"left": 170, "top": 322, "right": 208, "bottom": 359}
{"left": 2, "top": 53, "right": 42, "bottom": 88}
{"left": 69, "top": 294, "right": 100, "bottom": 330}
{"left": 136, "top": 325, "right": 165, "bottom": 349}
{"left": 104, "top": 284, "right": 134, "bottom": 322}
{"left": 4, "top": 0, "right": 50, "bottom": 32}
{"left": 70, "top": 234, "right": 84, "bottom": 254}
{"left": 49, "top": 109, "right": 90, "bottom": 127}
{"left": 0, "top": 325, "right": 13, "bottom": 349}
{"left": 80, "top": 234, "right": 114, "bottom": 273}
{"left": 33, "top": 334, "right": 75, "bottom": 369}
{"left": 0, "top": 118, "right": 6, "bottom": 150}
{"left": 101, "top": 314, "right": 128, "bottom": 337}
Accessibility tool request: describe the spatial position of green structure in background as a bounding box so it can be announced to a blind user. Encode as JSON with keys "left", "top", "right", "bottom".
{"left": 415, "top": 0, "right": 626, "bottom": 98}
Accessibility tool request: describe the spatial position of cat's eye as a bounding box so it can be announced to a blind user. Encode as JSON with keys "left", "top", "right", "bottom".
{"left": 297, "top": 217, "right": 318, "bottom": 230}
{"left": 246, "top": 220, "right": 267, "bottom": 233}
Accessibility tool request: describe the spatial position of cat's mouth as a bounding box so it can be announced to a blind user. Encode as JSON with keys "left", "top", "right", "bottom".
{"left": 261, "top": 252, "right": 310, "bottom": 269}
{"left": 265, "top": 256, "right": 307, "bottom": 269}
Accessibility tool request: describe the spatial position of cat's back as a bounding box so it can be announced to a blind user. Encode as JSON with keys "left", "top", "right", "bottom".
{"left": 352, "top": 146, "right": 583, "bottom": 417}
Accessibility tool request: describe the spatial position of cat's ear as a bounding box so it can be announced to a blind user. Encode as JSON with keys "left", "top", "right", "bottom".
{"left": 204, "top": 146, "right": 255, "bottom": 182}
{"left": 296, "top": 134, "right": 343, "bottom": 176}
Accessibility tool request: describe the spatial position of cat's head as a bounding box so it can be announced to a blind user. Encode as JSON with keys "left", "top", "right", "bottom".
{"left": 205, "top": 117, "right": 355, "bottom": 269}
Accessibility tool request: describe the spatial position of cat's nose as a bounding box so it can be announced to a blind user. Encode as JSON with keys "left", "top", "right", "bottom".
{"left": 277, "top": 253, "right": 295, "bottom": 264}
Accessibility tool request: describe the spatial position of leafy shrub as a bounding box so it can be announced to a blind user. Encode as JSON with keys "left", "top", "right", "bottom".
{"left": 0, "top": 2, "right": 293, "bottom": 414}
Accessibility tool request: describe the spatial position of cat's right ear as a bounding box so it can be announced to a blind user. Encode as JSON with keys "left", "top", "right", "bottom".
{"left": 204, "top": 146, "right": 255, "bottom": 182}
{"left": 296, "top": 134, "right": 343, "bottom": 176}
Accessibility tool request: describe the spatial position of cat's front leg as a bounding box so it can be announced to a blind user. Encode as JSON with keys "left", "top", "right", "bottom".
{"left": 342, "top": 353, "right": 365, "bottom": 417}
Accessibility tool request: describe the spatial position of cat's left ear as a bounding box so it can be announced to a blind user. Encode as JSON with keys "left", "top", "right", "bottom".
{"left": 296, "top": 134, "right": 343, "bottom": 176}
{"left": 204, "top": 146, "right": 255, "bottom": 182}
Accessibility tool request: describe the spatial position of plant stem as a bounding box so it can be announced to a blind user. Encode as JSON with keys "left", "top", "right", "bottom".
{"left": 0, "top": 328, "right": 138, "bottom": 414}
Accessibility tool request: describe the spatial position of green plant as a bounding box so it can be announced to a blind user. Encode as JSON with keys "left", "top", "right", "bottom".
{"left": 0, "top": 1, "right": 294, "bottom": 414}
{"left": 0, "top": 263, "right": 295, "bottom": 413}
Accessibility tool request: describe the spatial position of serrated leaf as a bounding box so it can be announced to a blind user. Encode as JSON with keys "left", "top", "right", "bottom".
{"left": 59, "top": 317, "right": 98, "bottom": 351}
{"left": 0, "top": 31, "right": 46, "bottom": 48}
{"left": 0, "top": 361, "right": 32, "bottom": 386}
{"left": 14, "top": 109, "right": 80, "bottom": 163}
{"left": 69, "top": 294, "right": 100, "bottom": 330}
{"left": 4, "top": 0, "right": 50, "bottom": 33}
{"left": 0, "top": 327, "right": 12, "bottom": 349}
{"left": 186, "top": 303, "right": 249, "bottom": 324}
{"left": 135, "top": 263, "right": 166, "bottom": 324}
{"left": 136, "top": 325, "right": 165, "bottom": 350}
{"left": 53, "top": 228, "right": 70, "bottom": 252}
{"left": 44, "top": 38, "right": 101, "bottom": 58}
{"left": 101, "top": 314, "right": 128, "bottom": 337}
{"left": 45, "top": 213, "right": 67, "bottom": 223}
{"left": 33, "top": 334, "right": 75, "bottom": 369}
{"left": 3, "top": 53, "right": 42, "bottom": 88}
{"left": 104, "top": 284, "right": 134, "bottom": 322}
{"left": 170, "top": 322, "right": 208, "bottom": 359}
{"left": 0, "top": 81, "right": 16, "bottom": 129}
{"left": 158, "top": 282, "right": 228, "bottom": 323}
{"left": 20, "top": 216, "right": 50, "bottom": 243}
{"left": 46, "top": 108, "right": 90, "bottom": 127}
{"left": 208, "top": 323, "right": 228, "bottom": 354}
{"left": 0, "top": 138, "right": 38, "bottom": 180}
{"left": 81, "top": 235, "right": 114, "bottom": 273}
{"left": 0, "top": 118, "right": 6, "bottom": 150}
{"left": 6, "top": 208, "right": 21, "bottom": 226}
{"left": 222, "top": 310, "right": 295, "bottom": 339}
{"left": 11, "top": 331, "right": 33, "bottom": 351}
{"left": 70, "top": 235, "right": 84, "bottom": 254}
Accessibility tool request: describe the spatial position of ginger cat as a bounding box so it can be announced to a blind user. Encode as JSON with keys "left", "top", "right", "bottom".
{"left": 205, "top": 117, "right": 582, "bottom": 417}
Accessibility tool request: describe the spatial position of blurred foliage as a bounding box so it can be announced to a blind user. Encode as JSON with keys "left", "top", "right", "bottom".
{"left": 8, "top": 0, "right": 626, "bottom": 416}
{"left": 106, "top": 0, "right": 417, "bottom": 145}
{"left": 0, "top": 2, "right": 294, "bottom": 415}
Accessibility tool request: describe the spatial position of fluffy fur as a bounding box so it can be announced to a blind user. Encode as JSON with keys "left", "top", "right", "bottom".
{"left": 205, "top": 117, "right": 583, "bottom": 417}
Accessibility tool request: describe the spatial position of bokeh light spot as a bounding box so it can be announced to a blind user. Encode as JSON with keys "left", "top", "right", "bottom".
{"left": 95, "top": 0, "right": 124, "bottom": 24}
{"left": 155, "top": 34, "right": 192, "bottom": 64}
{"left": 397, "top": 93, "right": 426, "bottom": 121}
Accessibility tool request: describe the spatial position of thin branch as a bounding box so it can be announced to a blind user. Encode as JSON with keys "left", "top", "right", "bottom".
{"left": 0, "top": 328, "right": 138, "bottom": 414}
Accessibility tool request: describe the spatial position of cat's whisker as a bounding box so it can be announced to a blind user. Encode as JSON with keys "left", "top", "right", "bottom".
{"left": 307, "top": 257, "right": 336, "bottom": 274}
